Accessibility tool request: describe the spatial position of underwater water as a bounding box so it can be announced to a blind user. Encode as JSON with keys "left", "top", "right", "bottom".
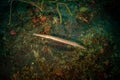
{"left": 0, "top": 0, "right": 120, "bottom": 80}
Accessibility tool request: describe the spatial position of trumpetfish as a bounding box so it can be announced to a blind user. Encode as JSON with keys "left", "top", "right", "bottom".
{"left": 33, "top": 33, "right": 86, "bottom": 50}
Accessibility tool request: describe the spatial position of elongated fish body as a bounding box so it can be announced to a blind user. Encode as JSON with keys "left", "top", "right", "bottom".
{"left": 33, "top": 33, "right": 86, "bottom": 49}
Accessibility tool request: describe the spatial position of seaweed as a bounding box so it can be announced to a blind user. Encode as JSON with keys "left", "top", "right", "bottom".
{"left": 0, "top": 0, "right": 119, "bottom": 80}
